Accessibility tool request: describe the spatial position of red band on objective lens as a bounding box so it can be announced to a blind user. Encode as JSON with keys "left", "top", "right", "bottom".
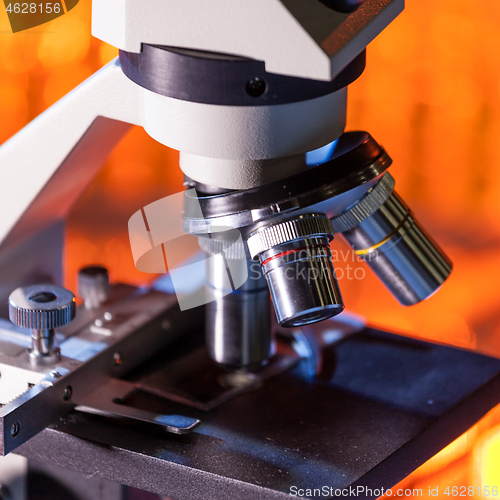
{"left": 261, "top": 244, "right": 328, "bottom": 267}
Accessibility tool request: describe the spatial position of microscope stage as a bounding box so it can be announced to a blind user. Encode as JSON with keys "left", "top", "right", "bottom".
{"left": 15, "top": 325, "right": 500, "bottom": 500}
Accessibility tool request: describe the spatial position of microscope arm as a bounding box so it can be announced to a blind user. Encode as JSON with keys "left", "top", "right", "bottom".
{"left": 0, "top": 58, "right": 143, "bottom": 252}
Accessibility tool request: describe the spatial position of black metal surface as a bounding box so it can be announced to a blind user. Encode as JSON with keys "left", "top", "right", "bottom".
{"left": 16, "top": 327, "right": 500, "bottom": 500}
{"left": 29, "top": 460, "right": 163, "bottom": 499}
{"left": 119, "top": 45, "right": 365, "bottom": 106}
{"left": 28, "top": 461, "right": 124, "bottom": 500}
{"left": 183, "top": 131, "right": 391, "bottom": 227}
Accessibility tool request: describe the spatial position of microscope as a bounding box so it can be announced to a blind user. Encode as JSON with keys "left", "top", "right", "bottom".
{"left": 0, "top": 1, "right": 500, "bottom": 499}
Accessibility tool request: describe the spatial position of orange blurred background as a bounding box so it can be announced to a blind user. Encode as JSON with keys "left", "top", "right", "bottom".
{"left": 1, "top": 0, "right": 500, "bottom": 496}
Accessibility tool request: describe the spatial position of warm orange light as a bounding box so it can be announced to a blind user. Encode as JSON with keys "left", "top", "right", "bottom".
{"left": 416, "top": 428, "right": 477, "bottom": 478}
{"left": 474, "top": 425, "right": 500, "bottom": 497}
{"left": 1, "top": 0, "right": 500, "bottom": 493}
{"left": 37, "top": 15, "right": 90, "bottom": 68}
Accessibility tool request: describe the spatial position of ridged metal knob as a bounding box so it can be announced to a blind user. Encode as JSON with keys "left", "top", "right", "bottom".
{"left": 246, "top": 214, "right": 343, "bottom": 327}
{"left": 9, "top": 284, "right": 76, "bottom": 330}
{"left": 198, "top": 236, "right": 247, "bottom": 260}
{"left": 330, "top": 172, "right": 395, "bottom": 234}
{"left": 247, "top": 214, "right": 335, "bottom": 259}
{"left": 78, "top": 266, "right": 109, "bottom": 310}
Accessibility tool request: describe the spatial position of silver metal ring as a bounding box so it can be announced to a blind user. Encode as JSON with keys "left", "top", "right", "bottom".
{"left": 198, "top": 236, "right": 247, "bottom": 260}
{"left": 330, "top": 172, "right": 395, "bottom": 234}
{"left": 247, "top": 214, "right": 334, "bottom": 259}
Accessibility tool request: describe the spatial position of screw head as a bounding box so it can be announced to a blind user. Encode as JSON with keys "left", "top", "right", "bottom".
{"left": 10, "top": 422, "right": 20, "bottom": 438}
{"left": 113, "top": 352, "right": 123, "bottom": 368}
{"left": 63, "top": 386, "right": 72, "bottom": 401}
{"left": 246, "top": 77, "right": 266, "bottom": 98}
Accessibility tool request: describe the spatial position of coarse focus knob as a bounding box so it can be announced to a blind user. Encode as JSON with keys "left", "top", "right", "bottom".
{"left": 78, "top": 266, "right": 110, "bottom": 310}
{"left": 9, "top": 284, "right": 76, "bottom": 330}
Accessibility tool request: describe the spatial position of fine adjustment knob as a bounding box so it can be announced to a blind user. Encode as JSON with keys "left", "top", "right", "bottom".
{"left": 78, "top": 265, "right": 109, "bottom": 310}
{"left": 9, "top": 284, "right": 76, "bottom": 360}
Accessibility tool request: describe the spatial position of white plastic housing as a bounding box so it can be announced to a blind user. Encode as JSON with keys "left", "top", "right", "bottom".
{"left": 92, "top": 0, "right": 404, "bottom": 80}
